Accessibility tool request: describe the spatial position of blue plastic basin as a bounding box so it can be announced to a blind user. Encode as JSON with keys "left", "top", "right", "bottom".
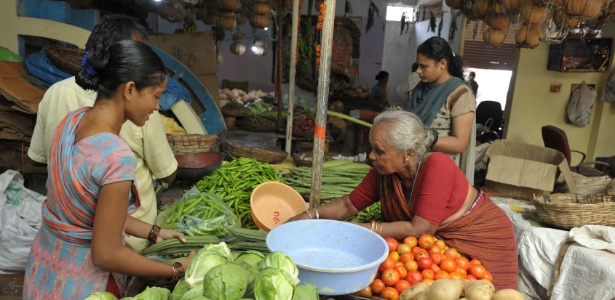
{"left": 266, "top": 219, "right": 388, "bottom": 295}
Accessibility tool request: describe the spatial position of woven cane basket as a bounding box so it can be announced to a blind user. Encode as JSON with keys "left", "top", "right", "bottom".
{"left": 46, "top": 46, "right": 85, "bottom": 75}
{"left": 166, "top": 134, "right": 218, "bottom": 156}
{"left": 532, "top": 193, "right": 615, "bottom": 230}
{"left": 220, "top": 141, "right": 288, "bottom": 164}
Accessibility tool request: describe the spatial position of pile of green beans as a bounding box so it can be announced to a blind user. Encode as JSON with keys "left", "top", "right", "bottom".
{"left": 194, "top": 157, "right": 282, "bottom": 228}
{"left": 163, "top": 192, "right": 239, "bottom": 237}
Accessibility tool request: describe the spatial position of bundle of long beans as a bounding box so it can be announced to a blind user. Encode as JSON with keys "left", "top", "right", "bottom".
{"left": 194, "top": 157, "right": 282, "bottom": 228}
{"left": 282, "top": 160, "right": 382, "bottom": 222}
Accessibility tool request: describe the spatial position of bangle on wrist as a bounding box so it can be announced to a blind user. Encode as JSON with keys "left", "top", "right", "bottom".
{"left": 169, "top": 262, "right": 184, "bottom": 284}
{"left": 370, "top": 220, "right": 377, "bottom": 232}
{"left": 378, "top": 222, "right": 384, "bottom": 235}
{"left": 148, "top": 225, "right": 161, "bottom": 244}
{"left": 313, "top": 207, "right": 320, "bottom": 219}
{"left": 303, "top": 210, "right": 314, "bottom": 219}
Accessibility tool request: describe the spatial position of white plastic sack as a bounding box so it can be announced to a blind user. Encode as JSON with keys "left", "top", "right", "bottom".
{"left": 0, "top": 169, "right": 45, "bottom": 274}
{"left": 566, "top": 81, "right": 597, "bottom": 127}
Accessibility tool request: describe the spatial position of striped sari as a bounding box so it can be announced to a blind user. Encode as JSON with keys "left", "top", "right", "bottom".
{"left": 23, "top": 107, "right": 140, "bottom": 299}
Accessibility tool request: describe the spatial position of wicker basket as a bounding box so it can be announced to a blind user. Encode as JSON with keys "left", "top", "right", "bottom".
{"left": 46, "top": 46, "right": 85, "bottom": 75}
{"left": 220, "top": 141, "right": 288, "bottom": 164}
{"left": 220, "top": 103, "right": 251, "bottom": 117}
{"left": 532, "top": 193, "right": 615, "bottom": 230}
{"left": 166, "top": 134, "right": 218, "bottom": 156}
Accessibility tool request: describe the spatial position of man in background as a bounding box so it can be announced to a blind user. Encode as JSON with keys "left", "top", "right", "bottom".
{"left": 396, "top": 62, "right": 421, "bottom": 109}
{"left": 467, "top": 71, "right": 479, "bottom": 96}
{"left": 28, "top": 15, "right": 177, "bottom": 252}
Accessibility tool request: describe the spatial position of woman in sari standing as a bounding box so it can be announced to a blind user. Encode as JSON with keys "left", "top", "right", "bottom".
{"left": 24, "top": 40, "right": 194, "bottom": 299}
{"left": 408, "top": 37, "right": 476, "bottom": 181}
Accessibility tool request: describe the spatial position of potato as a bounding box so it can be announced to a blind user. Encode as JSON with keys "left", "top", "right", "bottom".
{"left": 492, "top": 289, "right": 524, "bottom": 300}
{"left": 411, "top": 291, "right": 428, "bottom": 300}
{"left": 427, "top": 279, "right": 464, "bottom": 300}
{"left": 400, "top": 282, "right": 431, "bottom": 300}
{"left": 464, "top": 280, "right": 495, "bottom": 300}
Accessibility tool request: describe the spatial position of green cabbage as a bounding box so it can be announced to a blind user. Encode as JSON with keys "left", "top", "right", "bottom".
{"left": 185, "top": 242, "right": 232, "bottom": 289}
{"left": 179, "top": 284, "right": 206, "bottom": 300}
{"left": 254, "top": 267, "right": 296, "bottom": 300}
{"left": 85, "top": 292, "right": 118, "bottom": 300}
{"left": 233, "top": 250, "right": 265, "bottom": 267}
{"left": 171, "top": 279, "right": 189, "bottom": 300}
{"left": 292, "top": 284, "right": 319, "bottom": 300}
{"left": 258, "top": 252, "right": 299, "bottom": 285}
{"left": 202, "top": 263, "right": 250, "bottom": 300}
{"left": 131, "top": 286, "right": 171, "bottom": 300}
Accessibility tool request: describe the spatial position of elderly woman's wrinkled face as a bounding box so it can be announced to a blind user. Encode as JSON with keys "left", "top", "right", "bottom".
{"left": 368, "top": 124, "right": 406, "bottom": 175}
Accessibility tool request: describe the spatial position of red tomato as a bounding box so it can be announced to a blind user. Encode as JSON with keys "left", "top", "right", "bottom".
{"left": 395, "top": 279, "right": 412, "bottom": 294}
{"left": 394, "top": 264, "right": 408, "bottom": 280}
{"left": 440, "top": 257, "right": 457, "bottom": 273}
{"left": 454, "top": 256, "right": 471, "bottom": 271}
{"left": 385, "top": 237, "right": 399, "bottom": 253}
{"left": 429, "top": 263, "right": 441, "bottom": 274}
{"left": 406, "top": 270, "right": 423, "bottom": 285}
{"left": 358, "top": 285, "right": 372, "bottom": 296}
{"left": 370, "top": 278, "right": 385, "bottom": 294}
{"left": 380, "top": 287, "right": 400, "bottom": 300}
{"left": 421, "top": 269, "right": 435, "bottom": 280}
{"left": 430, "top": 252, "right": 443, "bottom": 265}
{"left": 428, "top": 245, "right": 441, "bottom": 254}
{"left": 418, "top": 234, "right": 435, "bottom": 249}
{"left": 399, "top": 252, "right": 414, "bottom": 264}
{"left": 404, "top": 260, "right": 418, "bottom": 272}
{"left": 397, "top": 243, "right": 412, "bottom": 255}
{"left": 417, "top": 257, "right": 433, "bottom": 270}
{"left": 388, "top": 251, "right": 400, "bottom": 262}
{"left": 469, "top": 264, "right": 487, "bottom": 279}
{"left": 379, "top": 258, "right": 397, "bottom": 272}
{"left": 403, "top": 236, "right": 418, "bottom": 248}
{"left": 381, "top": 268, "right": 401, "bottom": 287}
{"left": 415, "top": 250, "right": 430, "bottom": 260}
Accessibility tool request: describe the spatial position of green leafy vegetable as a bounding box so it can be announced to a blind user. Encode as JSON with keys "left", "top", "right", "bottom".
{"left": 185, "top": 242, "right": 233, "bottom": 289}
{"left": 202, "top": 264, "right": 250, "bottom": 300}
{"left": 130, "top": 286, "right": 171, "bottom": 300}
{"left": 233, "top": 250, "right": 265, "bottom": 267}
{"left": 179, "top": 284, "right": 205, "bottom": 300}
{"left": 254, "top": 268, "right": 296, "bottom": 300}
{"left": 258, "top": 252, "right": 299, "bottom": 285}
{"left": 85, "top": 292, "right": 118, "bottom": 300}
{"left": 171, "top": 279, "right": 189, "bottom": 300}
{"left": 292, "top": 284, "right": 319, "bottom": 300}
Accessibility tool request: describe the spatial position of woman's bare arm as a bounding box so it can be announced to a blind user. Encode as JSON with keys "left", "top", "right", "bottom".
{"left": 433, "top": 112, "right": 474, "bottom": 154}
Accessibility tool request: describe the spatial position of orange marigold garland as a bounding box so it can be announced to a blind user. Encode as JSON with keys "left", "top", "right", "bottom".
{"left": 316, "top": 2, "right": 326, "bottom": 66}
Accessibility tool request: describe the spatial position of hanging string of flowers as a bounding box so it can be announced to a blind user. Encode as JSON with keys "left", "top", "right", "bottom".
{"left": 316, "top": 2, "right": 326, "bottom": 66}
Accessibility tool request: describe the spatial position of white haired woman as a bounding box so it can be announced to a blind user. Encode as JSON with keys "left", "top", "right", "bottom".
{"left": 288, "top": 110, "right": 518, "bottom": 291}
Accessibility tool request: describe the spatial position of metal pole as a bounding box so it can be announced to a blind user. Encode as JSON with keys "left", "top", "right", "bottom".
{"left": 309, "top": 0, "right": 335, "bottom": 208}
{"left": 285, "top": 0, "right": 300, "bottom": 153}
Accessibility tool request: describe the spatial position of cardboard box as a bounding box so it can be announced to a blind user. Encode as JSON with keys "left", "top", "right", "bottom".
{"left": 0, "top": 61, "right": 46, "bottom": 114}
{"left": 484, "top": 140, "right": 576, "bottom": 200}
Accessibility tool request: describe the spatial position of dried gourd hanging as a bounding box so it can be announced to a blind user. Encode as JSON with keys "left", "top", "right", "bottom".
{"left": 565, "top": 0, "right": 602, "bottom": 18}
{"left": 521, "top": 2, "right": 551, "bottom": 24}
{"left": 516, "top": 24, "right": 545, "bottom": 48}
{"left": 483, "top": 27, "right": 507, "bottom": 46}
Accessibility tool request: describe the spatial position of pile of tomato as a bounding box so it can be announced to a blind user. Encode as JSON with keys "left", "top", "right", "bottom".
{"left": 359, "top": 234, "right": 492, "bottom": 299}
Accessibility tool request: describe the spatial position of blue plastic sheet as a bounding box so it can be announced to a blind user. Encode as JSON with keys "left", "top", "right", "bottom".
{"left": 23, "top": 49, "right": 191, "bottom": 111}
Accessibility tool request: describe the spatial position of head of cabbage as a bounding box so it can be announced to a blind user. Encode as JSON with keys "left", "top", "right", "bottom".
{"left": 185, "top": 242, "right": 232, "bottom": 289}
{"left": 233, "top": 250, "right": 265, "bottom": 267}
{"left": 202, "top": 263, "right": 250, "bottom": 300}
{"left": 84, "top": 292, "right": 118, "bottom": 300}
{"left": 258, "top": 251, "right": 299, "bottom": 285}
{"left": 131, "top": 286, "right": 171, "bottom": 300}
{"left": 254, "top": 267, "right": 297, "bottom": 300}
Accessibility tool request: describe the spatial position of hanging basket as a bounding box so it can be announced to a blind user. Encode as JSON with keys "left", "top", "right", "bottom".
{"left": 46, "top": 46, "right": 85, "bottom": 76}
{"left": 166, "top": 134, "right": 218, "bottom": 156}
{"left": 532, "top": 193, "right": 615, "bottom": 230}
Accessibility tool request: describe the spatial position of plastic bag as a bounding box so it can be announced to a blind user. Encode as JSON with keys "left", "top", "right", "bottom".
{"left": 159, "top": 188, "right": 240, "bottom": 237}
{"left": 566, "top": 81, "right": 597, "bottom": 127}
{"left": 0, "top": 170, "right": 45, "bottom": 274}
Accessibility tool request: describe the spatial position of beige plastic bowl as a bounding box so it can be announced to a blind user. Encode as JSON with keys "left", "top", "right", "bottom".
{"left": 250, "top": 181, "right": 307, "bottom": 232}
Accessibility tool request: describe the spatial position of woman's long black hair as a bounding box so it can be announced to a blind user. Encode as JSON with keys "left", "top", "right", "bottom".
{"left": 417, "top": 36, "right": 465, "bottom": 80}
{"left": 76, "top": 40, "right": 166, "bottom": 99}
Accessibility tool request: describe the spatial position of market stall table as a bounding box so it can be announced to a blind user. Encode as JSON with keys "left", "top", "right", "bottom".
{"left": 493, "top": 197, "right": 615, "bottom": 300}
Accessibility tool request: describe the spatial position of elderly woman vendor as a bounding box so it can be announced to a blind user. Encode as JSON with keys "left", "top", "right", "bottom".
{"left": 288, "top": 110, "right": 518, "bottom": 291}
